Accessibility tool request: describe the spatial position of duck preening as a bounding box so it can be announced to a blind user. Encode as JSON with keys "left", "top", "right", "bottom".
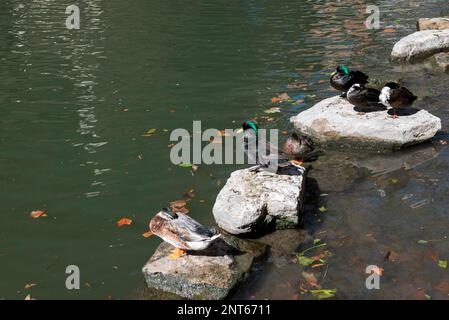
{"left": 330, "top": 66, "right": 369, "bottom": 98}
{"left": 238, "top": 120, "right": 304, "bottom": 174}
{"left": 347, "top": 83, "right": 382, "bottom": 109}
{"left": 148, "top": 207, "right": 221, "bottom": 259}
{"left": 380, "top": 82, "right": 418, "bottom": 118}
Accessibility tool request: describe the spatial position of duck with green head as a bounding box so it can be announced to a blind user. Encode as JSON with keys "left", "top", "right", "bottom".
{"left": 237, "top": 120, "right": 305, "bottom": 173}
{"left": 330, "top": 65, "right": 369, "bottom": 98}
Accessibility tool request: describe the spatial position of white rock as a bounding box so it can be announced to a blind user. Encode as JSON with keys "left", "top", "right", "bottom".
{"left": 391, "top": 30, "right": 449, "bottom": 61}
{"left": 290, "top": 96, "right": 441, "bottom": 150}
{"left": 212, "top": 168, "right": 306, "bottom": 235}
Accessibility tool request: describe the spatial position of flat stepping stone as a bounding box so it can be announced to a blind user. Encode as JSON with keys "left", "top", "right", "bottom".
{"left": 142, "top": 235, "right": 267, "bottom": 300}
{"left": 391, "top": 29, "right": 449, "bottom": 62}
{"left": 290, "top": 96, "right": 441, "bottom": 150}
{"left": 417, "top": 18, "right": 449, "bottom": 31}
{"left": 213, "top": 167, "right": 306, "bottom": 235}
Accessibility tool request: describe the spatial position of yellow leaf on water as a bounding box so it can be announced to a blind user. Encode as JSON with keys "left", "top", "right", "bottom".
{"left": 25, "top": 283, "right": 37, "bottom": 289}
{"left": 142, "top": 128, "right": 157, "bottom": 136}
{"left": 318, "top": 206, "right": 327, "bottom": 213}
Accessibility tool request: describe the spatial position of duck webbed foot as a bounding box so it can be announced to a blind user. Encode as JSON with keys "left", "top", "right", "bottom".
{"left": 168, "top": 247, "right": 186, "bottom": 259}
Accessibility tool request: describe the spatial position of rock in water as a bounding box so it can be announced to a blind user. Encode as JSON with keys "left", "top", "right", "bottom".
{"left": 290, "top": 96, "right": 441, "bottom": 150}
{"left": 432, "top": 52, "right": 449, "bottom": 72}
{"left": 417, "top": 18, "right": 449, "bottom": 31}
{"left": 142, "top": 235, "right": 267, "bottom": 300}
{"left": 391, "top": 30, "right": 449, "bottom": 62}
{"left": 212, "top": 168, "right": 306, "bottom": 235}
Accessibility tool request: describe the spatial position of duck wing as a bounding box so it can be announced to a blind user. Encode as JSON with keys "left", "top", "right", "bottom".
{"left": 172, "top": 213, "right": 215, "bottom": 242}
{"left": 350, "top": 71, "right": 369, "bottom": 84}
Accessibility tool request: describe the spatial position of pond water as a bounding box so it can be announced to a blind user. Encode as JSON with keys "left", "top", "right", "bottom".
{"left": 0, "top": 0, "right": 448, "bottom": 299}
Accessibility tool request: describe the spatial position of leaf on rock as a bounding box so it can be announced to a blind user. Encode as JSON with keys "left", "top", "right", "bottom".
{"left": 116, "top": 217, "right": 132, "bottom": 227}
{"left": 30, "top": 210, "right": 47, "bottom": 219}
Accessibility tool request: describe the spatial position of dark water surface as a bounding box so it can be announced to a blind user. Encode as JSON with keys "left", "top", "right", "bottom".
{"left": 1, "top": 0, "right": 448, "bottom": 299}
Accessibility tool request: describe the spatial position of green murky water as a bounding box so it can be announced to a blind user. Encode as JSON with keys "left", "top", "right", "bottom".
{"left": 0, "top": 0, "right": 448, "bottom": 299}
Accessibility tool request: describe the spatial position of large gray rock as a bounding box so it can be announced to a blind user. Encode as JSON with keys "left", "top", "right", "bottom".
{"left": 213, "top": 168, "right": 306, "bottom": 235}
{"left": 290, "top": 96, "right": 441, "bottom": 150}
{"left": 391, "top": 30, "right": 449, "bottom": 61}
{"left": 141, "top": 234, "right": 267, "bottom": 300}
{"left": 417, "top": 18, "right": 449, "bottom": 31}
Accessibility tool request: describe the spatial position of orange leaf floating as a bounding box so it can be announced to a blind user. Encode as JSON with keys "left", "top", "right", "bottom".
{"left": 116, "top": 217, "right": 132, "bottom": 227}
{"left": 142, "top": 230, "right": 153, "bottom": 238}
{"left": 383, "top": 28, "right": 396, "bottom": 33}
{"left": 30, "top": 210, "right": 47, "bottom": 219}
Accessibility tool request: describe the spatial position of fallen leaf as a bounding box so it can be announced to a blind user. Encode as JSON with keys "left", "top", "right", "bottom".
{"left": 142, "top": 231, "right": 153, "bottom": 238}
{"left": 391, "top": 178, "right": 398, "bottom": 184}
{"left": 297, "top": 255, "right": 315, "bottom": 266}
{"left": 425, "top": 294, "right": 432, "bottom": 300}
{"left": 142, "top": 128, "right": 157, "bottom": 137}
{"left": 302, "top": 271, "right": 319, "bottom": 288}
{"left": 313, "top": 239, "right": 321, "bottom": 245}
{"left": 85, "top": 282, "right": 91, "bottom": 288}
{"left": 383, "top": 28, "right": 396, "bottom": 33}
{"left": 318, "top": 206, "right": 327, "bottom": 213}
{"left": 116, "top": 217, "right": 132, "bottom": 227}
{"left": 309, "top": 289, "right": 336, "bottom": 300}
{"left": 438, "top": 260, "right": 448, "bottom": 269}
{"left": 264, "top": 107, "right": 281, "bottom": 114}
{"left": 24, "top": 294, "right": 32, "bottom": 300}
{"left": 138, "top": 154, "right": 143, "bottom": 160}
{"left": 24, "top": 283, "right": 37, "bottom": 289}
{"left": 178, "top": 163, "right": 193, "bottom": 168}
{"left": 30, "top": 210, "right": 47, "bottom": 219}
{"left": 371, "top": 266, "right": 384, "bottom": 276}
{"left": 418, "top": 240, "right": 428, "bottom": 244}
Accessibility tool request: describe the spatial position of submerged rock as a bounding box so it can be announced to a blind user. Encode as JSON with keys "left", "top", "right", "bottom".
{"left": 290, "top": 96, "right": 441, "bottom": 150}
{"left": 432, "top": 52, "right": 449, "bottom": 72}
{"left": 417, "top": 18, "right": 449, "bottom": 31}
{"left": 391, "top": 30, "right": 449, "bottom": 62}
{"left": 213, "top": 168, "right": 306, "bottom": 235}
{"left": 142, "top": 234, "right": 267, "bottom": 300}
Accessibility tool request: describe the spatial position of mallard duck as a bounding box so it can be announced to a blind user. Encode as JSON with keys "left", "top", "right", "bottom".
{"left": 282, "top": 133, "right": 314, "bottom": 163}
{"left": 380, "top": 82, "right": 418, "bottom": 118}
{"left": 330, "top": 66, "right": 369, "bottom": 98}
{"left": 347, "top": 83, "right": 381, "bottom": 108}
{"left": 237, "top": 120, "right": 303, "bottom": 173}
{"left": 148, "top": 207, "right": 221, "bottom": 259}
